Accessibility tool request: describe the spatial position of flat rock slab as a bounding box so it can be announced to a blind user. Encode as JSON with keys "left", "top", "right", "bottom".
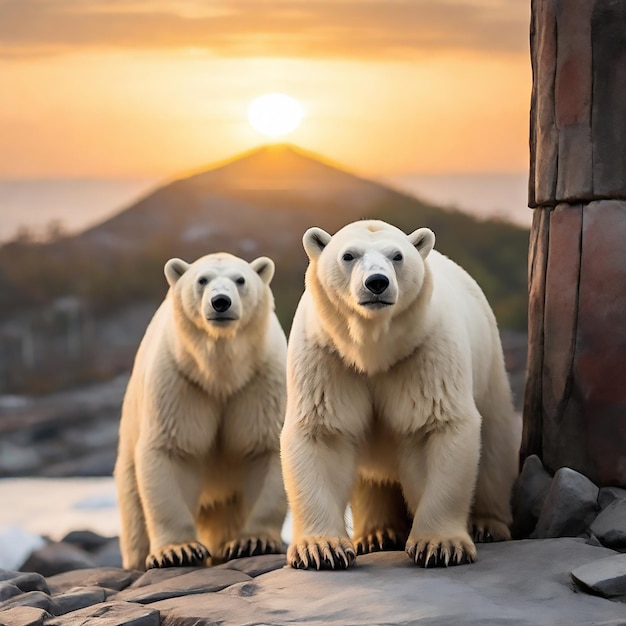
{"left": 2, "top": 541, "right": 626, "bottom": 624}
{"left": 572, "top": 553, "right": 626, "bottom": 600}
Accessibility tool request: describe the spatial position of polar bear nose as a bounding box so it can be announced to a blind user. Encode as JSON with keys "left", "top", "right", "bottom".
{"left": 211, "top": 295, "right": 232, "bottom": 313}
{"left": 364, "top": 274, "right": 390, "bottom": 295}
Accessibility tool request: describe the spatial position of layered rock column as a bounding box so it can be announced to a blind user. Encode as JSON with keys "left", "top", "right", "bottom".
{"left": 522, "top": 0, "right": 626, "bottom": 486}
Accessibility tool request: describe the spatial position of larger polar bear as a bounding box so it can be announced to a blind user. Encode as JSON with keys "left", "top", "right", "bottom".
{"left": 115, "top": 252, "right": 287, "bottom": 571}
{"left": 281, "top": 220, "right": 519, "bottom": 569}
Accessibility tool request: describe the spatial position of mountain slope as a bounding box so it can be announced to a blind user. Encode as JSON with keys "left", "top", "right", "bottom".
{"left": 1, "top": 144, "right": 529, "bottom": 331}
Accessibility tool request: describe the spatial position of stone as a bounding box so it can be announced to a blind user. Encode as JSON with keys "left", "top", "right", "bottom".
{"left": 590, "top": 500, "right": 626, "bottom": 550}
{"left": 599, "top": 487, "right": 626, "bottom": 510}
{"left": 574, "top": 201, "right": 626, "bottom": 485}
{"left": 52, "top": 586, "right": 107, "bottom": 616}
{"left": 522, "top": 208, "right": 550, "bottom": 459}
{"left": 0, "top": 571, "right": 48, "bottom": 594}
{"left": 533, "top": 467, "right": 599, "bottom": 538}
{"left": 572, "top": 553, "right": 626, "bottom": 600}
{"left": 0, "top": 605, "right": 50, "bottom": 626}
{"left": 93, "top": 539, "right": 123, "bottom": 568}
{"left": 61, "top": 530, "right": 113, "bottom": 553}
{"left": 591, "top": 0, "right": 626, "bottom": 196}
{"left": 46, "top": 567, "right": 141, "bottom": 595}
{"left": 541, "top": 205, "right": 584, "bottom": 472}
{"left": 114, "top": 568, "right": 250, "bottom": 604}
{"left": 511, "top": 454, "right": 553, "bottom": 538}
{"left": 44, "top": 600, "right": 159, "bottom": 626}
{"left": 153, "top": 540, "right": 626, "bottom": 625}
{"left": 4, "top": 545, "right": 626, "bottom": 624}
{"left": 218, "top": 553, "right": 286, "bottom": 577}
{"left": 554, "top": 1, "right": 593, "bottom": 200}
{"left": 0, "top": 590, "right": 56, "bottom": 613}
{"left": 20, "top": 542, "right": 97, "bottom": 577}
{"left": 529, "top": 0, "right": 558, "bottom": 206}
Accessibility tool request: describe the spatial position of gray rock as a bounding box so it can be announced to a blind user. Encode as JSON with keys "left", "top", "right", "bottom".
{"left": 45, "top": 600, "right": 159, "bottom": 625}
{"left": 586, "top": 533, "right": 603, "bottom": 547}
{"left": 114, "top": 568, "right": 250, "bottom": 604}
{"left": 0, "top": 582, "right": 24, "bottom": 602}
{"left": 61, "top": 530, "right": 112, "bottom": 552}
{"left": 46, "top": 567, "right": 141, "bottom": 595}
{"left": 512, "top": 454, "right": 553, "bottom": 538}
{"left": 0, "top": 590, "right": 56, "bottom": 613}
{"left": 4, "top": 543, "right": 626, "bottom": 625}
{"left": 590, "top": 499, "right": 626, "bottom": 549}
{"left": 93, "top": 539, "right": 123, "bottom": 568}
{"left": 52, "top": 586, "right": 107, "bottom": 616}
{"left": 0, "top": 605, "right": 50, "bottom": 626}
{"left": 151, "top": 540, "right": 626, "bottom": 625}
{"left": 533, "top": 467, "right": 599, "bottom": 538}
{"left": 20, "top": 542, "right": 97, "bottom": 577}
{"left": 599, "top": 487, "right": 626, "bottom": 510}
{"left": 218, "top": 553, "right": 286, "bottom": 577}
{"left": 571, "top": 553, "right": 626, "bottom": 600}
{"left": 0, "top": 571, "right": 48, "bottom": 594}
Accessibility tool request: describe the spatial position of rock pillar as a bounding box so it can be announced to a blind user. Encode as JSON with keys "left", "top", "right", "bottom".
{"left": 523, "top": 0, "right": 626, "bottom": 486}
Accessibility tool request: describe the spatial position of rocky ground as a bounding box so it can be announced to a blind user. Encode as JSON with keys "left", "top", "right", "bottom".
{"left": 1, "top": 539, "right": 626, "bottom": 625}
{"left": 1, "top": 455, "right": 625, "bottom": 624}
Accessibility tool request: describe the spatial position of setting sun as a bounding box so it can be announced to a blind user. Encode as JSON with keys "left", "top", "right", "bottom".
{"left": 247, "top": 93, "right": 304, "bottom": 138}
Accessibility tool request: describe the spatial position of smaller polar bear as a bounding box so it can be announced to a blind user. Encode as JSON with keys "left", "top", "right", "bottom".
{"left": 281, "top": 220, "right": 519, "bottom": 569}
{"left": 115, "top": 253, "right": 287, "bottom": 571}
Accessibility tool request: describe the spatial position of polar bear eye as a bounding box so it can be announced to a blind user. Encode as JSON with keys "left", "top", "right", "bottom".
{"left": 393, "top": 253, "right": 403, "bottom": 262}
{"left": 236, "top": 277, "right": 245, "bottom": 286}
{"left": 197, "top": 277, "right": 208, "bottom": 286}
{"left": 342, "top": 252, "right": 355, "bottom": 262}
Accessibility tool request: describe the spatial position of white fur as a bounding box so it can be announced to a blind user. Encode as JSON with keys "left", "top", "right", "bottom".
{"left": 281, "top": 220, "right": 519, "bottom": 569}
{"left": 115, "top": 252, "right": 287, "bottom": 570}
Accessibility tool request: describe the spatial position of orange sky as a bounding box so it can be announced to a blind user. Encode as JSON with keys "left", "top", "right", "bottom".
{"left": 0, "top": 0, "right": 531, "bottom": 179}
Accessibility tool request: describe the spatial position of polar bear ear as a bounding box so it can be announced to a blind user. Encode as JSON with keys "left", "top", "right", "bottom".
{"left": 250, "top": 256, "right": 275, "bottom": 285}
{"left": 302, "top": 227, "right": 332, "bottom": 260}
{"left": 164, "top": 258, "right": 190, "bottom": 287}
{"left": 408, "top": 228, "right": 436, "bottom": 260}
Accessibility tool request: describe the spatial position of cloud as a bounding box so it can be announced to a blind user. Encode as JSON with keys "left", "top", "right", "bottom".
{"left": 0, "top": 0, "right": 529, "bottom": 59}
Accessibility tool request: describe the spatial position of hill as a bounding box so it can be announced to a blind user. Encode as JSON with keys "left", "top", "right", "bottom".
{"left": 0, "top": 144, "right": 528, "bottom": 394}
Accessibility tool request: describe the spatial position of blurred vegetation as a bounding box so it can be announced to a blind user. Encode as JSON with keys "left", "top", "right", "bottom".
{"left": 0, "top": 198, "right": 528, "bottom": 331}
{"left": 0, "top": 146, "right": 529, "bottom": 394}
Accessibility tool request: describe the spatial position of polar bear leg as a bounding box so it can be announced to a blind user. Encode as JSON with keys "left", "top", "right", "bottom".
{"left": 281, "top": 425, "right": 357, "bottom": 570}
{"left": 351, "top": 478, "right": 411, "bottom": 555}
{"left": 135, "top": 447, "right": 209, "bottom": 569}
{"left": 114, "top": 455, "right": 150, "bottom": 571}
{"left": 401, "top": 413, "right": 481, "bottom": 567}
{"left": 471, "top": 363, "right": 518, "bottom": 542}
{"left": 202, "top": 454, "right": 286, "bottom": 562}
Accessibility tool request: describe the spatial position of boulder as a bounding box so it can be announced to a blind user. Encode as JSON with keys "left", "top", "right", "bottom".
{"left": 590, "top": 499, "right": 626, "bottom": 550}
{"left": 571, "top": 553, "right": 626, "bottom": 600}
{"left": 511, "top": 454, "right": 553, "bottom": 538}
{"left": 533, "top": 467, "right": 599, "bottom": 538}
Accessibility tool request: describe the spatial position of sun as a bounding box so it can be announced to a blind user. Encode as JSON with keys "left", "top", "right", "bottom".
{"left": 247, "top": 93, "right": 304, "bottom": 138}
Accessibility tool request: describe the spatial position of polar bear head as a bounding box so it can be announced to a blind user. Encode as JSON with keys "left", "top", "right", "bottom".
{"left": 303, "top": 220, "right": 435, "bottom": 322}
{"left": 164, "top": 252, "right": 275, "bottom": 338}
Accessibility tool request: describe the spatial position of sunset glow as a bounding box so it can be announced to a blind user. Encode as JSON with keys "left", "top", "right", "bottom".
{"left": 0, "top": 1, "right": 531, "bottom": 179}
{"left": 247, "top": 93, "right": 304, "bottom": 138}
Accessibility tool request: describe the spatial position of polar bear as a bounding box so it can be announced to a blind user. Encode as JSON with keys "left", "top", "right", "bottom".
{"left": 115, "top": 252, "right": 288, "bottom": 571}
{"left": 280, "top": 220, "right": 519, "bottom": 569}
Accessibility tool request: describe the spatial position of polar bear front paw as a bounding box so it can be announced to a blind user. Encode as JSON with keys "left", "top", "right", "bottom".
{"left": 471, "top": 516, "right": 511, "bottom": 543}
{"left": 221, "top": 535, "right": 284, "bottom": 561}
{"left": 288, "top": 536, "right": 356, "bottom": 570}
{"left": 406, "top": 533, "right": 476, "bottom": 568}
{"left": 145, "top": 541, "right": 209, "bottom": 569}
{"left": 354, "top": 527, "right": 407, "bottom": 555}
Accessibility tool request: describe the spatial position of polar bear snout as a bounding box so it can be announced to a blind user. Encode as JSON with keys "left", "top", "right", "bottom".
{"left": 203, "top": 282, "right": 242, "bottom": 323}
{"left": 211, "top": 294, "right": 232, "bottom": 313}
{"left": 364, "top": 273, "right": 390, "bottom": 295}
